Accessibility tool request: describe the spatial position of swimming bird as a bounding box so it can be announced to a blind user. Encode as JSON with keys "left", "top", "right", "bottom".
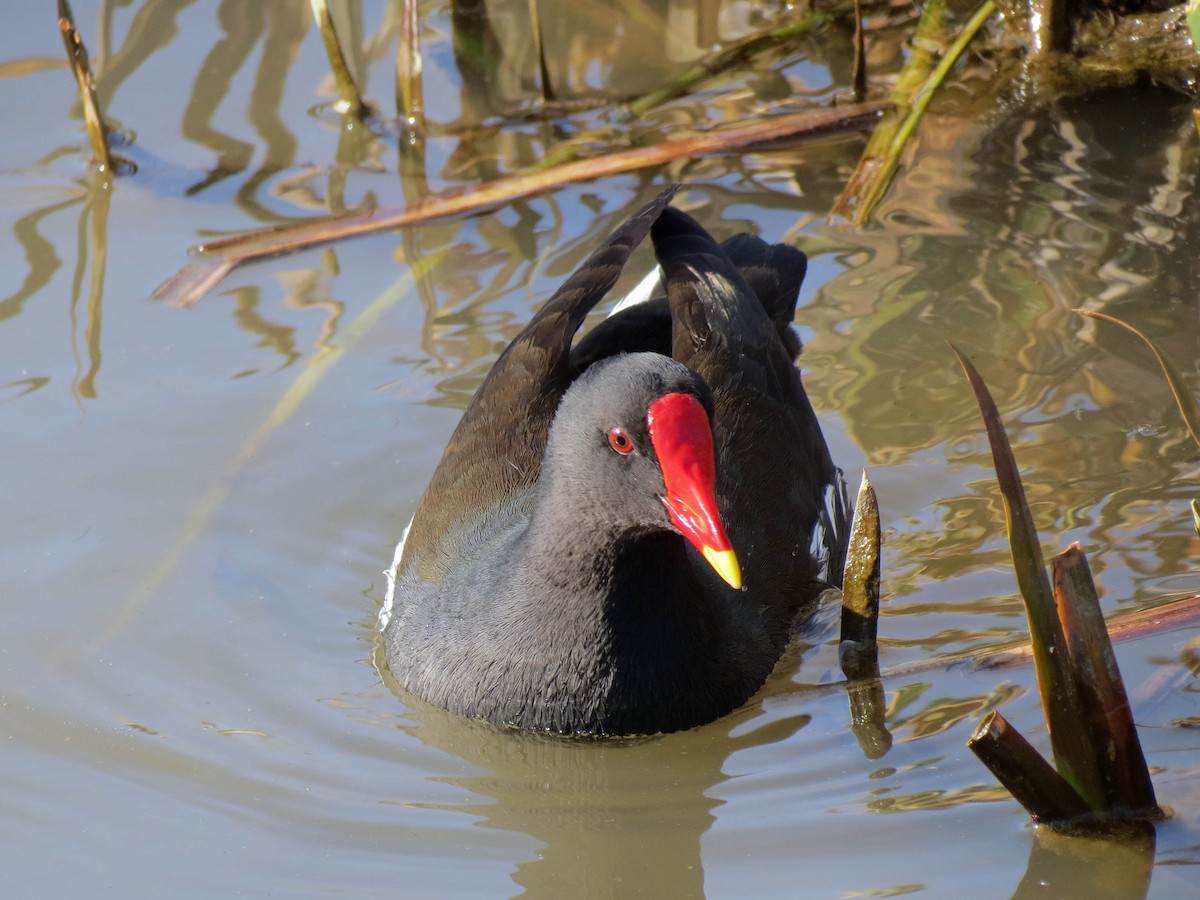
{"left": 383, "top": 187, "right": 842, "bottom": 735}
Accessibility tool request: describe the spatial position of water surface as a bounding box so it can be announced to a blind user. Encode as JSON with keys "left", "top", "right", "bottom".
{"left": 1, "top": 2, "right": 1198, "bottom": 897}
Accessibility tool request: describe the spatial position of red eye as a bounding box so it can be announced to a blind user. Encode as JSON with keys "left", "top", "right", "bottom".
{"left": 608, "top": 427, "right": 634, "bottom": 455}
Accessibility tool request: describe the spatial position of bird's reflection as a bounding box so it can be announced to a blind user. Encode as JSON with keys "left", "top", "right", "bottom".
{"left": 380, "top": 649, "right": 812, "bottom": 898}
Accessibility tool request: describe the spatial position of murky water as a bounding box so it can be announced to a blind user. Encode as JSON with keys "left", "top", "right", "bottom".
{"left": 2, "top": 2, "right": 1198, "bottom": 896}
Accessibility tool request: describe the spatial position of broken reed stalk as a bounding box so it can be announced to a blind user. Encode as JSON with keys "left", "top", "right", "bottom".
{"left": 841, "top": 471, "right": 881, "bottom": 656}
{"left": 310, "top": 0, "right": 372, "bottom": 118}
{"left": 75, "top": 178, "right": 112, "bottom": 399}
{"left": 851, "top": 0, "right": 866, "bottom": 102}
{"left": 396, "top": 0, "right": 425, "bottom": 136}
{"left": 527, "top": 0, "right": 554, "bottom": 103}
{"left": 846, "top": 674, "right": 892, "bottom": 760}
{"left": 1052, "top": 546, "right": 1158, "bottom": 815}
{"left": 954, "top": 345, "right": 1161, "bottom": 826}
{"left": 58, "top": 0, "right": 115, "bottom": 173}
{"left": 968, "top": 712, "right": 1092, "bottom": 824}
{"left": 831, "top": 0, "right": 995, "bottom": 225}
{"left": 155, "top": 100, "right": 889, "bottom": 306}
{"left": 1015, "top": 820, "right": 1156, "bottom": 900}
{"left": 839, "top": 472, "right": 891, "bottom": 759}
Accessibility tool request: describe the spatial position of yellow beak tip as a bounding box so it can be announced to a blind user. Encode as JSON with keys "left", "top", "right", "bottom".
{"left": 702, "top": 547, "right": 743, "bottom": 590}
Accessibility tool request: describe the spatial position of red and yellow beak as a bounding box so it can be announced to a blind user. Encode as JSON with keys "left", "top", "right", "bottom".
{"left": 647, "top": 392, "right": 742, "bottom": 590}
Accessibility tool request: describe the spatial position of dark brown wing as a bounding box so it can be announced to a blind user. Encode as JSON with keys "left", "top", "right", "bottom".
{"left": 720, "top": 233, "right": 807, "bottom": 360}
{"left": 651, "top": 207, "right": 836, "bottom": 615}
{"left": 402, "top": 186, "right": 677, "bottom": 567}
{"left": 569, "top": 228, "right": 807, "bottom": 372}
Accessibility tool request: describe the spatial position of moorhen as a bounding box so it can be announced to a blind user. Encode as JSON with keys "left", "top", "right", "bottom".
{"left": 382, "top": 187, "right": 841, "bottom": 735}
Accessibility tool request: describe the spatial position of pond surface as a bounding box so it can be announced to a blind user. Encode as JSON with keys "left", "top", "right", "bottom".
{"left": 2, "top": 1, "right": 1198, "bottom": 897}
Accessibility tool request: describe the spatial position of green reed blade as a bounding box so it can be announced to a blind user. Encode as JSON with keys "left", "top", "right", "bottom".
{"left": 951, "top": 344, "right": 1105, "bottom": 810}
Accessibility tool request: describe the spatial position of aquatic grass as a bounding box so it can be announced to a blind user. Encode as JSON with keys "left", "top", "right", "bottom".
{"left": 396, "top": 0, "right": 424, "bottom": 137}
{"left": 952, "top": 345, "right": 1102, "bottom": 808}
{"left": 1078, "top": 309, "right": 1200, "bottom": 537}
{"left": 1077, "top": 309, "right": 1200, "bottom": 451}
{"left": 310, "top": 0, "right": 373, "bottom": 118}
{"left": 528, "top": 0, "right": 554, "bottom": 103}
{"left": 618, "top": 0, "right": 856, "bottom": 122}
{"left": 57, "top": 0, "right": 114, "bottom": 174}
{"left": 394, "top": 0, "right": 427, "bottom": 188}
{"left": 851, "top": 0, "right": 866, "bottom": 102}
{"left": 832, "top": 0, "right": 996, "bottom": 226}
{"left": 156, "top": 0, "right": 884, "bottom": 305}
{"left": 953, "top": 345, "right": 1161, "bottom": 828}
{"left": 154, "top": 100, "right": 889, "bottom": 306}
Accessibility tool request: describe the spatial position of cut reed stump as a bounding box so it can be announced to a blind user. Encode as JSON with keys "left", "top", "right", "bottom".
{"left": 840, "top": 472, "right": 891, "bottom": 760}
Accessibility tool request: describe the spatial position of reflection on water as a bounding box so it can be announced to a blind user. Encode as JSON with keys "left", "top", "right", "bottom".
{"left": 1013, "top": 824, "right": 1156, "bottom": 900}
{"left": 393, "top": 692, "right": 748, "bottom": 897}
{"left": 0, "top": 1, "right": 1198, "bottom": 896}
{"left": 890, "top": 681, "right": 1027, "bottom": 743}
{"left": 803, "top": 88, "right": 1200, "bottom": 650}
{"left": 1, "top": 174, "right": 109, "bottom": 403}
{"left": 180, "top": 1, "right": 307, "bottom": 208}
{"left": 452, "top": 0, "right": 805, "bottom": 115}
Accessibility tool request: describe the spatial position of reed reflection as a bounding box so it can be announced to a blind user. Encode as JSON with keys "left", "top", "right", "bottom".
{"left": 801, "top": 90, "right": 1200, "bottom": 613}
